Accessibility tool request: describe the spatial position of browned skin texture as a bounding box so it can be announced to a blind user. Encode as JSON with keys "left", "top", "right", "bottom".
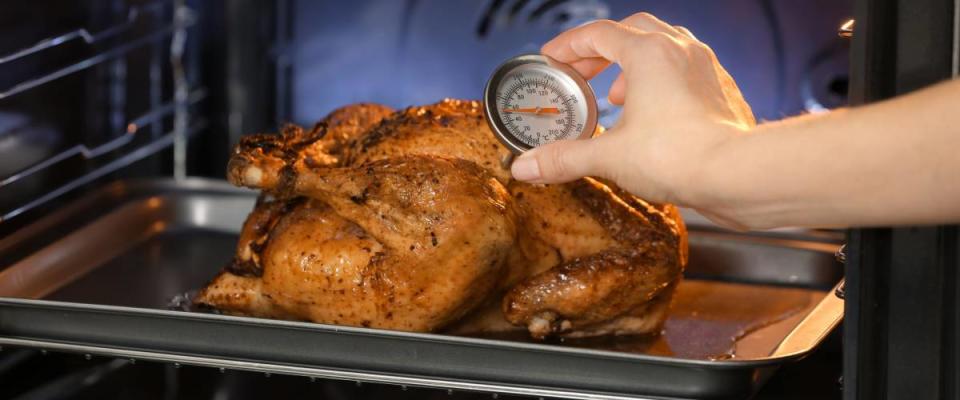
{"left": 503, "top": 178, "right": 686, "bottom": 338}
{"left": 317, "top": 103, "right": 397, "bottom": 159}
{"left": 217, "top": 103, "right": 395, "bottom": 280}
{"left": 198, "top": 99, "right": 686, "bottom": 338}
{"left": 200, "top": 150, "right": 518, "bottom": 330}
{"left": 346, "top": 99, "right": 514, "bottom": 183}
{"left": 227, "top": 103, "right": 394, "bottom": 188}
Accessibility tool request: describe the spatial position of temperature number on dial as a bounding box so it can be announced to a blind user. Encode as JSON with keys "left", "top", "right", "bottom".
{"left": 496, "top": 72, "right": 585, "bottom": 148}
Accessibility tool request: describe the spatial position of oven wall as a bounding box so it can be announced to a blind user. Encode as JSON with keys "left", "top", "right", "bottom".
{"left": 283, "top": 0, "right": 853, "bottom": 130}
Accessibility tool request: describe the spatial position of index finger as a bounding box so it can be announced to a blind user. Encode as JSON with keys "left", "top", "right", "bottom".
{"left": 541, "top": 20, "right": 640, "bottom": 76}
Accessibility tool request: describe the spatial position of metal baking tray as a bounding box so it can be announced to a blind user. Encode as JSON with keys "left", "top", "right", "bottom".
{"left": 0, "top": 179, "right": 844, "bottom": 400}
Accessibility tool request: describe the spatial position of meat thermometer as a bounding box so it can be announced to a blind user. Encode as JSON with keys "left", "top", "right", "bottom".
{"left": 483, "top": 54, "right": 598, "bottom": 154}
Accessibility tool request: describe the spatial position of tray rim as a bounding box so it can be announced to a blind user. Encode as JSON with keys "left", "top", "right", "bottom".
{"left": 0, "top": 177, "right": 841, "bottom": 368}
{"left": 0, "top": 296, "right": 819, "bottom": 369}
{"left": 0, "top": 337, "right": 683, "bottom": 400}
{"left": 0, "top": 177, "right": 844, "bottom": 399}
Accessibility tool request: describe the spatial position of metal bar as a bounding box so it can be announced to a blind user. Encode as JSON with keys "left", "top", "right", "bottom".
{"left": 0, "top": 0, "right": 169, "bottom": 65}
{"left": 150, "top": 9, "right": 166, "bottom": 140}
{"left": 954, "top": 0, "right": 959, "bottom": 75}
{"left": 0, "top": 338, "right": 666, "bottom": 400}
{"left": 0, "top": 27, "right": 173, "bottom": 100}
{"left": 0, "top": 120, "right": 208, "bottom": 223}
{"left": 170, "top": 0, "right": 190, "bottom": 180}
{"left": 273, "top": 0, "right": 293, "bottom": 124}
{"left": 0, "top": 10, "right": 197, "bottom": 101}
{"left": 107, "top": 0, "right": 128, "bottom": 146}
{"left": 128, "top": 88, "right": 207, "bottom": 131}
{"left": 0, "top": 89, "right": 207, "bottom": 189}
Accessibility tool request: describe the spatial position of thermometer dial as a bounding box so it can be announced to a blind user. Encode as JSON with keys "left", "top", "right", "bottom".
{"left": 483, "top": 54, "right": 598, "bottom": 153}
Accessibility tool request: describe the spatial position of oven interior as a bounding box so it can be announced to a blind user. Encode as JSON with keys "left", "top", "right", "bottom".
{"left": 0, "top": 1, "right": 854, "bottom": 399}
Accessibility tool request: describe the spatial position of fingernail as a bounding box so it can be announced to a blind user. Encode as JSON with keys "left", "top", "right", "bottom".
{"left": 511, "top": 156, "right": 541, "bottom": 181}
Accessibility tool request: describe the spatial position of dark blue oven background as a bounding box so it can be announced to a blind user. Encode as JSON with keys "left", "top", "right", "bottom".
{"left": 288, "top": 0, "right": 851, "bottom": 127}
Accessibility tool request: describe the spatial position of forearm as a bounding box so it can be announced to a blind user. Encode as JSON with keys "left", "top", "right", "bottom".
{"left": 525, "top": 15, "right": 960, "bottom": 230}
{"left": 698, "top": 78, "right": 960, "bottom": 229}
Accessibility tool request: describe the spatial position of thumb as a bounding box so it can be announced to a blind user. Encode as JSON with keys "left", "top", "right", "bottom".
{"left": 510, "top": 136, "right": 613, "bottom": 183}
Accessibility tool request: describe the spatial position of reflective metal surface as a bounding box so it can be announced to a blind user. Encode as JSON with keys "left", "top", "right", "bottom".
{"left": 0, "top": 179, "right": 844, "bottom": 400}
{"left": 483, "top": 54, "right": 598, "bottom": 153}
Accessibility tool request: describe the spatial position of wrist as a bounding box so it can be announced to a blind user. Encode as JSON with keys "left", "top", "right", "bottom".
{"left": 680, "top": 123, "right": 753, "bottom": 228}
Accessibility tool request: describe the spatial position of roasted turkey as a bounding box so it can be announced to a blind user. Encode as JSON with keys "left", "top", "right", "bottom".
{"left": 197, "top": 99, "right": 687, "bottom": 339}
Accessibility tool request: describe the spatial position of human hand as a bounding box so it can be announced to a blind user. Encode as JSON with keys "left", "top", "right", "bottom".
{"left": 510, "top": 13, "right": 756, "bottom": 216}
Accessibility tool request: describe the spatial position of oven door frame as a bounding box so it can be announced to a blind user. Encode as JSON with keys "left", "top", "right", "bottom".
{"left": 846, "top": 0, "right": 960, "bottom": 398}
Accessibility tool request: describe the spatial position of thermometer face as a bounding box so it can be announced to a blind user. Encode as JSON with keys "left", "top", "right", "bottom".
{"left": 484, "top": 54, "right": 598, "bottom": 153}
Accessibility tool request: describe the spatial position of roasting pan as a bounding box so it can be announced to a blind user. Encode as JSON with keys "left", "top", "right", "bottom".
{"left": 0, "top": 179, "right": 844, "bottom": 400}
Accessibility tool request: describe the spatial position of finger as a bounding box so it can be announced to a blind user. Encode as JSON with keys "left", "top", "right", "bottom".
{"left": 674, "top": 25, "right": 697, "bottom": 40}
{"left": 568, "top": 57, "right": 612, "bottom": 80}
{"left": 608, "top": 73, "right": 627, "bottom": 105}
{"left": 618, "top": 12, "right": 685, "bottom": 38}
{"left": 510, "top": 135, "right": 615, "bottom": 183}
{"left": 541, "top": 19, "right": 640, "bottom": 66}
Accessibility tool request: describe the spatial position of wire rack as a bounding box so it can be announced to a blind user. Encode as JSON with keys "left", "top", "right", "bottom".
{"left": 0, "top": 0, "right": 206, "bottom": 223}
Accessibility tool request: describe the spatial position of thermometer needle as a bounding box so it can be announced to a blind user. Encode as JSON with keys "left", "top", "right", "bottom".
{"left": 501, "top": 107, "right": 561, "bottom": 115}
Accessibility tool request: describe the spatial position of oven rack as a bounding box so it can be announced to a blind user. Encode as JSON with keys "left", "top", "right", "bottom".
{"left": 0, "top": 0, "right": 178, "bottom": 100}
{"left": 0, "top": 0, "right": 198, "bottom": 224}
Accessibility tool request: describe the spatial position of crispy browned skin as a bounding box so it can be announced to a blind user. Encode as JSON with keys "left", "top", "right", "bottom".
{"left": 319, "top": 103, "right": 396, "bottom": 159}
{"left": 502, "top": 178, "right": 686, "bottom": 338}
{"left": 198, "top": 99, "right": 686, "bottom": 338}
{"left": 221, "top": 196, "right": 296, "bottom": 277}
{"left": 201, "top": 153, "right": 517, "bottom": 331}
{"left": 346, "top": 99, "right": 513, "bottom": 183}
{"left": 217, "top": 104, "right": 394, "bottom": 281}
{"left": 227, "top": 103, "right": 394, "bottom": 188}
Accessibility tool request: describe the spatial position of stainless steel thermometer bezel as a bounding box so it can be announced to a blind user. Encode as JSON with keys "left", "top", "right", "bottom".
{"left": 483, "top": 54, "right": 598, "bottom": 154}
